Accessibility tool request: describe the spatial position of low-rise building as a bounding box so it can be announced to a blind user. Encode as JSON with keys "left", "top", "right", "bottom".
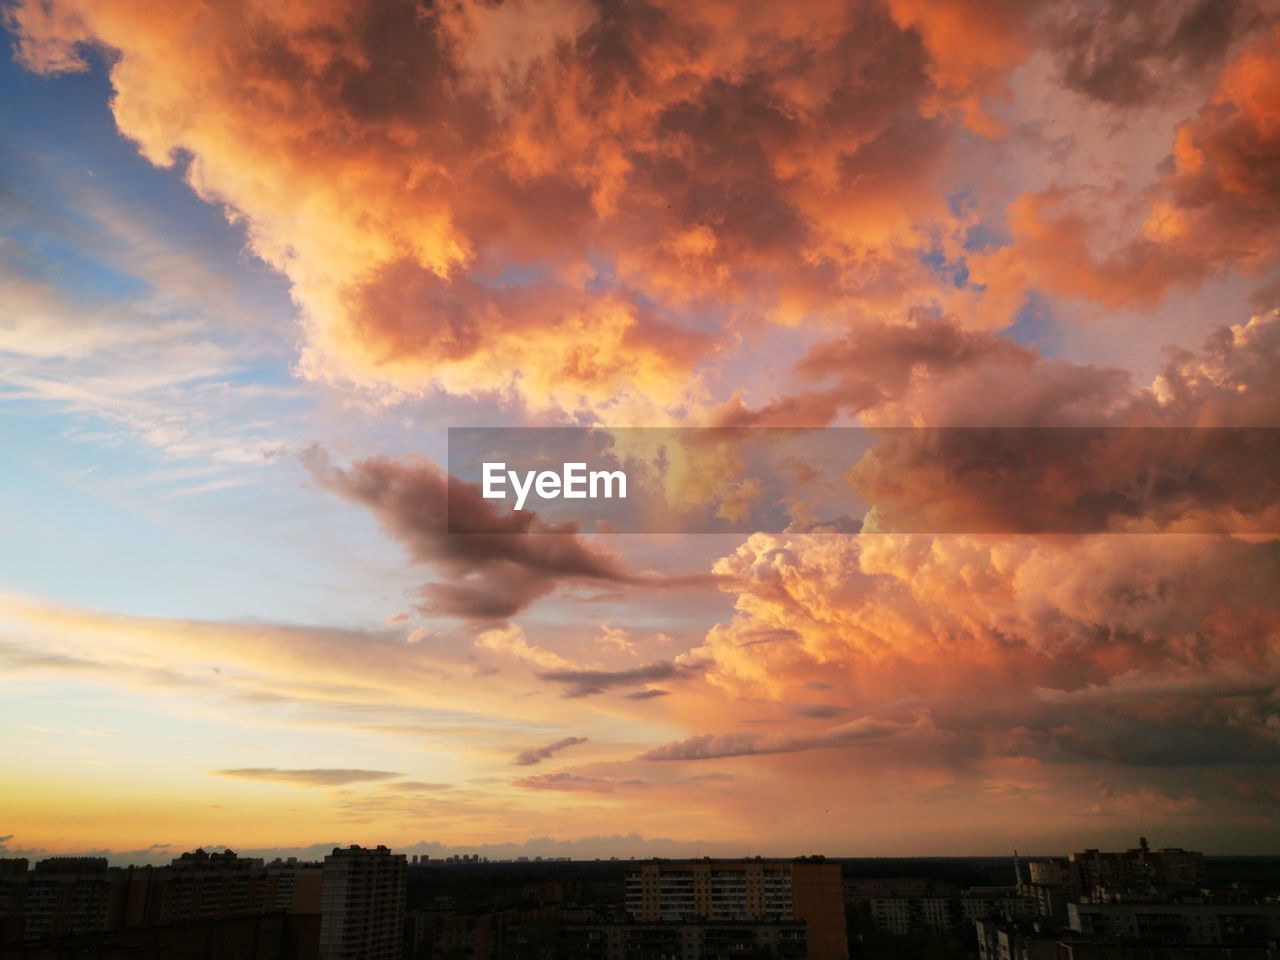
{"left": 976, "top": 918, "right": 1063, "bottom": 960}
{"left": 870, "top": 888, "right": 1037, "bottom": 936}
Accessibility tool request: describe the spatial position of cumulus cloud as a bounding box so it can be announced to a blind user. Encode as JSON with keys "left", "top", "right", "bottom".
{"left": 688, "top": 528, "right": 1280, "bottom": 778}
{"left": 969, "top": 26, "right": 1280, "bottom": 313}
{"left": 713, "top": 310, "right": 1048, "bottom": 427}
{"left": 513, "top": 735, "right": 589, "bottom": 766}
{"left": 1045, "top": 0, "right": 1272, "bottom": 107}
{"left": 8, "top": 0, "right": 1280, "bottom": 854}
{"left": 718, "top": 303, "right": 1280, "bottom": 422}
{"left": 851, "top": 426, "right": 1280, "bottom": 535}
{"left": 4, "top": 0, "right": 1043, "bottom": 415}
{"left": 664, "top": 308, "right": 1280, "bottom": 791}
{"left": 834, "top": 312, "right": 1280, "bottom": 534}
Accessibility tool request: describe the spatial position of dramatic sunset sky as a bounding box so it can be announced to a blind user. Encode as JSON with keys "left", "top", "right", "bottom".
{"left": 2, "top": 0, "right": 1278, "bottom": 864}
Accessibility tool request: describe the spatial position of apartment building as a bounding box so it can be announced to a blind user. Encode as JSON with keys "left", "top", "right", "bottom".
{"left": 0, "top": 851, "right": 322, "bottom": 956}
{"left": 1069, "top": 899, "right": 1280, "bottom": 946}
{"left": 623, "top": 859, "right": 846, "bottom": 960}
{"left": 869, "top": 887, "right": 1037, "bottom": 936}
{"left": 319, "top": 845, "right": 406, "bottom": 960}
{"left": 1068, "top": 839, "right": 1206, "bottom": 898}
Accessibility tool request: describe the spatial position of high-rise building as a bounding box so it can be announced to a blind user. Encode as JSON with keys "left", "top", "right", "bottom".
{"left": 319, "top": 845, "right": 406, "bottom": 960}
{"left": 16, "top": 858, "right": 117, "bottom": 941}
{"left": 1068, "top": 839, "right": 1206, "bottom": 898}
{"left": 623, "top": 858, "right": 846, "bottom": 960}
{"left": 1027, "top": 859, "right": 1069, "bottom": 888}
{"left": 0, "top": 850, "right": 322, "bottom": 956}
{"left": 105, "top": 850, "right": 321, "bottom": 930}
{"left": 0, "top": 861, "right": 29, "bottom": 943}
{"left": 1014, "top": 859, "right": 1072, "bottom": 925}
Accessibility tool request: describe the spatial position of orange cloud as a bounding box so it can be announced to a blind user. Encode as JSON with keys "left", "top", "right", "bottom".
{"left": 969, "top": 26, "right": 1280, "bottom": 314}
{"left": 672, "top": 529, "right": 1280, "bottom": 771}
{"left": 1045, "top": 0, "right": 1270, "bottom": 107}
{"left": 885, "top": 0, "right": 1031, "bottom": 135}
{"left": 6, "top": 0, "right": 1279, "bottom": 856}
{"left": 719, "top": 305, "right": 1280, "bottom": 431}
{"left": 7, "top": 0, "right": 1032, "bottom": 414}
{"left": 644, "top": 312, "right": 1280, "bottom": 790}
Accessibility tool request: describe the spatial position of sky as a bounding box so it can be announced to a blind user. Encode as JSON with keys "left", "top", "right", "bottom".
{"left": 0, "top": 0, "right": 1278, "bottom": 865}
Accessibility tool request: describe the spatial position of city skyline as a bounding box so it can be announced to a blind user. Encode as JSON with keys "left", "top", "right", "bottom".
{"left": 0, "top": 837, "right": 1254, "bottom": 873}
{"left": 6, "top": 838, "right": 1276, "bottom": 959}
{"left": 2, "top": 0, "right": 1279, "bottom": 864}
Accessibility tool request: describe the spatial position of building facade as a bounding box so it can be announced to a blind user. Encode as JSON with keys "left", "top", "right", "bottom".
{"left": 1069, "top": 900, "right": 1280, "bottom": 947}
{"left": 1068, "top": 841, "right": 1207, "bottom": 899}
{"left": 623, "top": 859, "right": 846, "bottom": 960}
{"left": 0, "top": 851, "right": 322, "bottom": 957}
{"left": 319, "top": 845, "right": 406, "bottom": 960}
{"left": 869, "top": 889, "right": 1037, "bottom": 936}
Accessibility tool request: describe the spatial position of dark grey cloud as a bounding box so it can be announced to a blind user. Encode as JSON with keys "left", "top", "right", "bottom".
{"left": 1013, "top": 705, "right": 1280, "bottom": 769}
{"left": 625, "top": 688, "right": 670, "bottom": 700}
{"left": 513, "top": 736, "right": 589, "bottom": 766}
{"left": 513, "top": 772, "right": 645, "bottom": 793}
{"left": 1046, "top": 0, "right": 1270, "bottom": 106}
{"left": 305, "top": 448, "right": 706, "bottom": 620}
{"left": 642, "top": 715, "right": 924, "bottom": 761}
{"left": 539, "top": 661, "right": 696, "bottom": 698}
{"left": 790, "top": 703, "right": 849, "bottom": 719}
